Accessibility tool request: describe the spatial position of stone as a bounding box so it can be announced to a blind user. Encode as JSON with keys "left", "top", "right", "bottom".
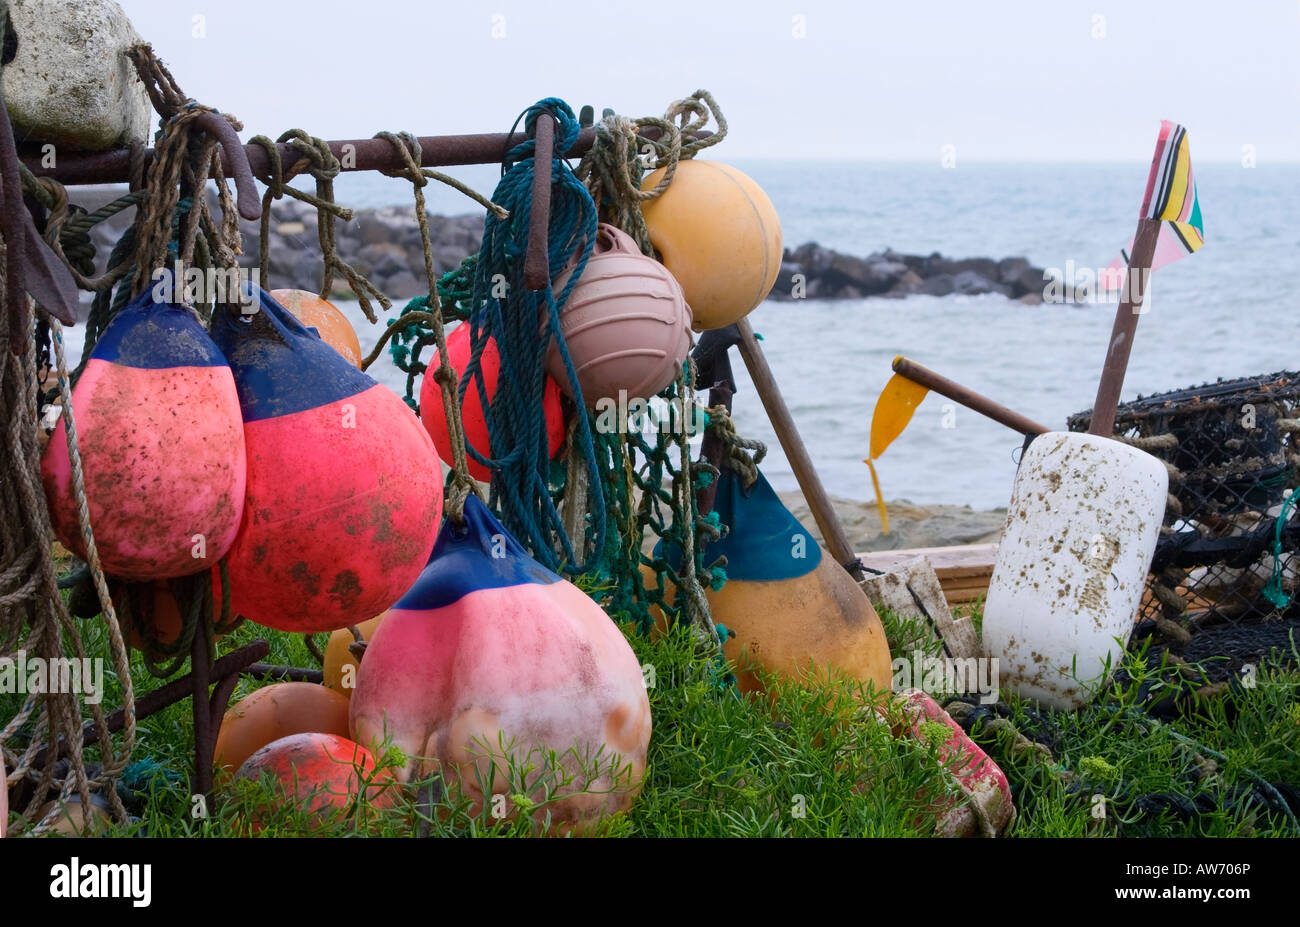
{"left": 1013, "top": 265, "right": 1047, "bottom": 298}
{"left": 356, "top": 242, "right": 409, "bottom": 278}
{"left": 5, "top": 0, "right": 153, "bottom": 151}
{"left": 997, "top": 256, "right": 1031, "bottom": 286}
{"left": 951, "top": 269, "right": 1009, "bottom": 296}
{"left": 886, "top": 269, "right": 926, "bottom": 297}
{"left": 379, "top": 269, "right": 421, "bottom": 299}
{"left": 921, "top": 273, "right": 955, "bottom": 297}
{"left": 827, "top": 252, "right": 907, "bottom": 295}
{"left": 932, "top": 255, "right": 1000, "bottom": 279}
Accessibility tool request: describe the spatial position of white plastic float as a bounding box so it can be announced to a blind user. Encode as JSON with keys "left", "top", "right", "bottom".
{"left": 982, "top": 431, "right": 1168, "bottom": 710}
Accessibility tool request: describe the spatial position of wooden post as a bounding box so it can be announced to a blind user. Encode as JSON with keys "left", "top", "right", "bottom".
{"left": 734, "top": 317, "right": 864, "bottom": 579}
{"left": 892, "top": 356, "right": 1052, "bottom": 437}
{"left": 1088, "top": 217, "right": 1161, "bottom": 436}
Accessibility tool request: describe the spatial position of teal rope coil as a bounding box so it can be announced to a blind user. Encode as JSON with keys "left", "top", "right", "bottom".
{"left": 459, "top": 99, "right": 604, "bottom": 573}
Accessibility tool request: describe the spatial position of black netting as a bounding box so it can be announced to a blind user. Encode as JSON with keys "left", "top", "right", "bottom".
{"left": 1068, "top": 371, "right": 1300, "bottom": 629}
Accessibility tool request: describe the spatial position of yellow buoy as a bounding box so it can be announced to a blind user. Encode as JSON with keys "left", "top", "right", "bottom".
{"left": 640, "top": 160, "right": 782, "bottom": 332}
{"left": 652, "top": 468, "right": 893, "bottom": 697}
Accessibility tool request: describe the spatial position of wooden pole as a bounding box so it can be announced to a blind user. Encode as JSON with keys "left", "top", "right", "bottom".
{"left": 1088, "top": 217, "right": 1162, "bottom": 436}
{"left": 891, "top": 356, "right": 1052, "bottom": 436}
{"left": 733, "top": 317, "right": 864, "bottom": 579}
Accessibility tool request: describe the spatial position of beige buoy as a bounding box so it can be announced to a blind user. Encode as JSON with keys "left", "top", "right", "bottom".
{"left": 549, "top": 224, "right": 693, "bottom": 405}
{"left": 640, "top": 161, "right": 782, "bottom": 332}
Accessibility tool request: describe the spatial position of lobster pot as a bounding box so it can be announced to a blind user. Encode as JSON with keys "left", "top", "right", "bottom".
{"left": 983, "top": 432, "right": 1167, "bottom": 710}
{"left": 1068, "top": 371, "right": 1300, "bottom": 626}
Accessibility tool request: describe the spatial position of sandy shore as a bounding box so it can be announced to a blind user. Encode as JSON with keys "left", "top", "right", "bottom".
{"left": 777, "top": 492, "right": 1007, "bottom": 553}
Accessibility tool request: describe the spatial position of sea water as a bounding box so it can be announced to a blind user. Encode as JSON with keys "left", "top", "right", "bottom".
{"left": 132, "top": 160, "right": 1300, "bottom": 509}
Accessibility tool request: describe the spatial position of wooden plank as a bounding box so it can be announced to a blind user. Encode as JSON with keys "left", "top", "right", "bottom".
{"left": 859, "top": 557, "right": 980, "bottom": 660}
{"left": 859, "top": 543, "right": 998, "bottom": 608}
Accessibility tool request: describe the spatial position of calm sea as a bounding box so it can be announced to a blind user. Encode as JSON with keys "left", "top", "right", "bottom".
{"left": 123, "top": 160, "right": 1300, "bottom": 509}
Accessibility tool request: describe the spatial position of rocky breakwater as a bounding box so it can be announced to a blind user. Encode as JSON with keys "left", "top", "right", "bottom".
{"left": 76, "top": 187, "right": 1048, "bottom": 305}
{"left": 78, "top": 188, "right": 487, "bottom": 301}
{"left": 771, "top": 243, "right": 1048, "bottom": 304}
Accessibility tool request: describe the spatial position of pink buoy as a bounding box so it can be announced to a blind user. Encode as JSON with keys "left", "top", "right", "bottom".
{"left": 211, "top": 289, "right": 442, "bottom": 633}
{"left": 41, "top": 286, "right": 246, "bottom": 580}
{"left": 350, "top": 495, "right": 651, "bottom": 834}
{"left": 895, "top": 689, "right": 1015, "bottom": 837}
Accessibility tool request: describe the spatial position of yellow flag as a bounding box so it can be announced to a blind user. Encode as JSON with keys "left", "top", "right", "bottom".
{"left": 863, "top": 371, "right": 929, "bottom": 535}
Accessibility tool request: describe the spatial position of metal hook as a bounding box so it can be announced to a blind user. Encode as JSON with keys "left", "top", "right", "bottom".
{"left": 193, "top": 111, "right": 262, "bottom": 221}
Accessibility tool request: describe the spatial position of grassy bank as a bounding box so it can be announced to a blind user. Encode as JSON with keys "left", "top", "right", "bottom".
{"left": 3, "top": 598, "right": 1297, "bottom": 837}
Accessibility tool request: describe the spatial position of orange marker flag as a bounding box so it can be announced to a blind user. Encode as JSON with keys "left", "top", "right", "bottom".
{"left": 864, "top": 370, "right": 929, "bottom": 535}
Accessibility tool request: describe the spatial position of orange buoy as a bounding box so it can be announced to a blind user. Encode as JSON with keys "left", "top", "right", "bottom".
{"left": 114, "top": 568, "right": 225, "bottom": 654}
{"left": 215, "top": 682, "right": 353, "bottom": 777}
{"left": 270, "top": 289, "right": 363, "bottom": 367}
{"left": 234, "top": 732, "right": 394, "bottom": 827}
{"left": 656, "top": 468, "right": 892, "bottom": 697}
{"left": 640, "top": 160, "right": 782, "bottom": 331}
{"left": 547, "top": 224, "right": 692, "bottom": 406}
{"left": 323, "top": 613, "right": 385, "bottom": 699}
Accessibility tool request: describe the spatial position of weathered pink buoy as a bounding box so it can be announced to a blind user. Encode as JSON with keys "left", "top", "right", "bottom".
{"left": 895, "top": 689, "right": 1015, "bottom": 837}
{"left": 41, "top": 285, "right": 246, "bottom": 579}
{"left": 211, "top": 289, "right": 442, "bottom": 633}
{"left": 350, "top": 495, "right": 651, "bottom": 834}
{"left": 548, "top": 224, "right": 692, "bottom": 406}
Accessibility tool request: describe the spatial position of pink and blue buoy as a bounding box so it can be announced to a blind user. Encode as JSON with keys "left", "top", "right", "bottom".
{"left": 211, "top": 289, "right": 442, "bottom": 634}
{"left": 41, "top": 286, "right": 246, "bottom": 580}
{"left": 350, "top": 495, "right": 651, "bottom": 834}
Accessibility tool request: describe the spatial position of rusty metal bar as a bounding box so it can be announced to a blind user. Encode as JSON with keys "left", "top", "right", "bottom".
{"left": 27, "top": 640, "right": 269, "bottom": 771}
{"left": 243, "top": 663, "right": 325, "bottom": 683}
{"left": 19, "top": 126, "right": 707, "bottom": 188}
{"left": 891, "top": 356, "right": 1052, "bottom": 436}
{"left": 525, "top": 113, "right": 555, "bottom": 290}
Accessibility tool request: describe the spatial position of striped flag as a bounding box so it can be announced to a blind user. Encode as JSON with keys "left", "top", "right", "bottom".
{"left": 1102, "top": 121, "right": 1204, "bottom": 291}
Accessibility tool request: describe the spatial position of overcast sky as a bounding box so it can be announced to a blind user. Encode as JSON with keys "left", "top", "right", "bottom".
{"left": 117, "top": 0, "right": 1300, "bottom": 161}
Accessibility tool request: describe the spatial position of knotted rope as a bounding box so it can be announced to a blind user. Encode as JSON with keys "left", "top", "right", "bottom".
{"left": 575, "top": 89, "right": 727, "bottom": 257}
{"left": 125, "top": 44, "right": 241, "bottom": 305}
{"left": 461, "top": 98, "right": 605, "bottom": 573}
{"left": 0, "top": 301, "right": 135, "bottom": 831}
{"left": 374, "top": 129, "right": 482, "bottom": 521}
{"left": 247, "top": 129, "right": 389, "bottom": 320}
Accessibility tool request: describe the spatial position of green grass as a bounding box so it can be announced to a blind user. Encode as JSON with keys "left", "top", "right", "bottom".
{"left": 3, "top": 594, "right": 1297, "bottom": 837}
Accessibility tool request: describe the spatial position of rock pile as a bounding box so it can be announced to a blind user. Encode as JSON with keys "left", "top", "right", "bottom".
{"left": 74, "top": 187, "right": 1048, "bottom": 305}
